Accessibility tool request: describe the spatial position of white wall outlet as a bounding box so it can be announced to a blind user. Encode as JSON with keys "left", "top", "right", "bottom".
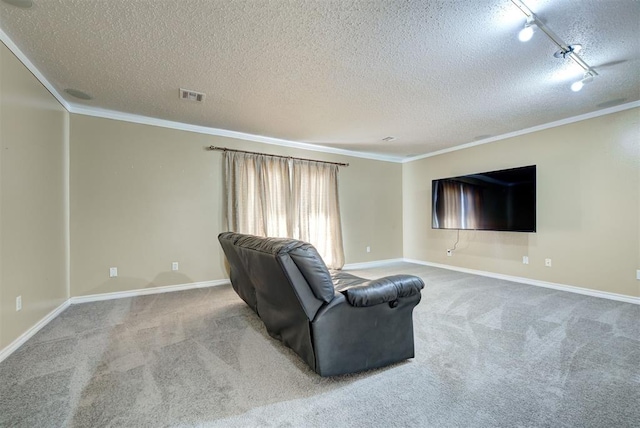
{"left": 109, "top": 267, "right": 118, "bottom": 278}
{"left": 447, "top": 249, "right": 452, "bottom": 256}
{"left": 522, "top": 256, "right": 529, "bottom": 265}
{"left": 545, "top": 258, "right": 552, "bottom": 267}
{"left": 636, "top": 270, "right": 640, "bottom": 280}
{"left": 172, "top": 262, "right": 179, "bottom": 271}
{"left": 16, "top": 296, "right": 22, "bottom": 311}
{"left": 366, "top": 246, "right": 371, "bottom": 253}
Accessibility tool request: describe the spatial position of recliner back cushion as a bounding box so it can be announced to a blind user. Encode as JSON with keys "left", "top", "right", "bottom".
{"left": 218, "top": 233, "right": 258, "bottom": 312}
{"left": 233, "top": 234, "right": 335, "bottom": 303}
{"left": 288, "top": 246, "right": 335, "bottom": 303}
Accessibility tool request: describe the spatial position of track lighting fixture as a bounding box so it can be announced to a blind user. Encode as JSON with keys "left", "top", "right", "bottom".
{"left": 511, "top": 0, "right": 599, "bottom": 92}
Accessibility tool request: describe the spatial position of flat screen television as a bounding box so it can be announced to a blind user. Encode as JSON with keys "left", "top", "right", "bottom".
{"left": 432, "top": 165, "right": 536, "bottom": 232}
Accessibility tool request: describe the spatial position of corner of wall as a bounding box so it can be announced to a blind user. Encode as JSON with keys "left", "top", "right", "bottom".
{"left": 0, "top": 43, "right": 4, "bottom": 348}
{"left": 64, "top": 109, "right": 70, "bottom": 300}
{"left": 0, "top": 41, "right": 70, "bottom": 351}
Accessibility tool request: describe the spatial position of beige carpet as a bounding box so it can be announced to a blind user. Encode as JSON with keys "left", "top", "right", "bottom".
{"left": 1, "top": 262, "right": 638, "bottom": 427}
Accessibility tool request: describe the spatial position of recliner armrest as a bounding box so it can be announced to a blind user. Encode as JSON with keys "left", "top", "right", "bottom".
{"left": 340, "top": 275, "right": 424, "bottom": 307}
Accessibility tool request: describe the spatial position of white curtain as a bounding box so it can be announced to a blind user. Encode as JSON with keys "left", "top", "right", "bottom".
{"left": 224, "top": 152, "right": 345, "bottom": 269}
{"left": 292, "top": 160, "right": 345, "bottom": 269}
{"left": 224, "top": 151, "right": 291, "bottom": 238}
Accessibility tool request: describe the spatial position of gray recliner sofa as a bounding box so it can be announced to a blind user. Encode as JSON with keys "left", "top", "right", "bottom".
{"left": 218, "top": 232, "right": 425, "bottom": 376}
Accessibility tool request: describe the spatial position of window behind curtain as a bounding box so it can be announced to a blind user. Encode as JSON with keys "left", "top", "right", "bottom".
{"left": 291, "top": 160, "right": 344, "bottom": 269}
{"left": 223, "top": 152, "right": 345, "bottom": 269}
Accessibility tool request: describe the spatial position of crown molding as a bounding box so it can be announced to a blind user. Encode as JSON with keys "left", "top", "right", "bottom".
{"left": 0, "top": 27, "right": 70, "bottom": 111}
{"left": 0, "top": 25, "right": 403, "bottom": 164}
{"left": 402, "top": 100, "right": 640, "bottom": 163}
{"left": 2, "top": 23, "right": 638, "bottom": 166}
{"left": 68, "top": 104, "right": 405, "bottom": 163}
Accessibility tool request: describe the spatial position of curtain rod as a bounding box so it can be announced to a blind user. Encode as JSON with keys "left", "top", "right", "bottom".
{"left": 207, "top": 146, "right": 349, "bottom": 167}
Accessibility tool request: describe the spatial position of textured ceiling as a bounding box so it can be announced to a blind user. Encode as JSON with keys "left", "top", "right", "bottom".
{"left": 1, "top": 0, "right": 639, "bottom": 158}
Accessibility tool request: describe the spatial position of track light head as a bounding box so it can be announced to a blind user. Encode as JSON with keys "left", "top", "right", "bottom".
{"left": 570, "top": 80, "right": 584, "bottom": 92}
{"left": 518, "top": 17, "right": 536, "bottom": 42}
{"left": 571, "top": 72, "right": 595, "bottom": 92}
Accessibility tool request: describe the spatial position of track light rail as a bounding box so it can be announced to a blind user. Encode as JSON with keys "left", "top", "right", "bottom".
{"left": 510, "top": 0, "right": 598, "bottom": 80}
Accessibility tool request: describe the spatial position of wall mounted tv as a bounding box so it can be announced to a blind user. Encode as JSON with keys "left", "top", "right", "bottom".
{"left": 432, "top": 165, "right": 536, "bottom": 232}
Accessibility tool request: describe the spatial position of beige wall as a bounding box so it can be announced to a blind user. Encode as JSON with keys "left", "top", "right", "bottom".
{"left": 2, "top": 38, "right": 637, "bottom": 355}
{"left": 0, "top": 43, "right": 69, "bottom": 349}
{"left": 403, "top": 108, "right": 640, "bottom": 297}
{"left": 70, "top": 115, "right": 403, "bottom": 297}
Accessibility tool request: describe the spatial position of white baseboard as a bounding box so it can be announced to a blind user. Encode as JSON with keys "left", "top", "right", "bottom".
{"left": 404, "top": 258, "right": 640, "bottom": 305}
{"left": 70, "top": 279, "right": 230, "bottom": 304}
{"left": 0, "top": 279, "right": 231, "bottom": 363}
{"left": 0, "top": 299, "right": 70, "bottom": 364}
{"left": 1, "top": 261, "right": 635, "bottom": 365}
{"left": 342, "top": 258, "right": 404, "bottom": 270}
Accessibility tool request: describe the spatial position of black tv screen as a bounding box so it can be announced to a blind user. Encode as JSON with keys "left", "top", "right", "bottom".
{"left": 432, "top": 165, "right": 536, "bottom": 232}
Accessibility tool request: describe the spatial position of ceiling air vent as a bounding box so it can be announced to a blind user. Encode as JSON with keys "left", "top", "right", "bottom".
{"left": 179, "top": 88, "right": 205, "bottom": 102}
